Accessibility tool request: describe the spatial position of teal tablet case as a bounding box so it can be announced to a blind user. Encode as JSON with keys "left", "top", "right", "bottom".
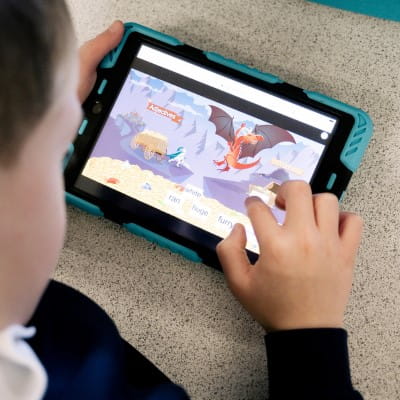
{"left": 308, "top": 0, "right": 400, "bottom": 22}
{"left": 65, "top": 192, "right": 202, "bottom": 262}
{"left": 66, "top": 22, "right": 373, "bottom": 264}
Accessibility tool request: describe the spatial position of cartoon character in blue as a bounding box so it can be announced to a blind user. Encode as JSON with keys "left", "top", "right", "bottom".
{"left": 166, "top": 146, "right": 186, "bottom": 167}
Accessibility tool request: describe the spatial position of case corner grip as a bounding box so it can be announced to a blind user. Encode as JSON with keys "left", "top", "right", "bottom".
{"left": 304, "top": 90, "right": 373, "bottom": 172}
{"left": 100, "top": 22, "right": 183, "bottom": 69}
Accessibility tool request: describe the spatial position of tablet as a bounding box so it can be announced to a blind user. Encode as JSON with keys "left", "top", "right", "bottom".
{"left": 64, "top": 23, "right": 373, "bottom": 268}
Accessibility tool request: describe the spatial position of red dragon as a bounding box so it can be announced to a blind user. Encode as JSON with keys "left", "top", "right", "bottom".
{"left": 208, "top": 105, "right": 296, "bottom": 172}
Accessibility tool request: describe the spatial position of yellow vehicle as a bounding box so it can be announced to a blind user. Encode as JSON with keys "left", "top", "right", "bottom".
{"left": 130, "top": 130, "right": 168, "bottom": 161}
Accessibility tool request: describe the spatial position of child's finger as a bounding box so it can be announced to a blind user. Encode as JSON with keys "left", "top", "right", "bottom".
{"left": 79, "top": 20, "right": 124, "bottom": 73}
{"left": 217, "top": 224, "right": 251, "bottom": 294}
{"left": 339, "top": 212, "right": 363, "bottom": 264}
{"left": 313, "top": 193, "right": 339, "bottom": 234}
{"left": 276, "top": 181, "right": 315, "bottom": 229}
{"left": 245, "top": 197, "right": 280, "bottom": 252}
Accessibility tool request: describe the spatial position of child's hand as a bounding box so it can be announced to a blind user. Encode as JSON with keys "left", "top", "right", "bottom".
{"left": 78, "top": 20, "right": 124, "bottom": 103}
{"left": 217, "top": 181, "right": 363, "bottom": 332}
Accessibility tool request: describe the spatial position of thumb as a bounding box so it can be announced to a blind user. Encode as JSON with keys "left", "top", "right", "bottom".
{"left": 79, "top": 20, "right": 125, "bottom": 72}
{"left": 217, "top": 224, "right": 251, "bottom": 295}
{"left": 78, "top": 21, "right": 124, "bottom": 102}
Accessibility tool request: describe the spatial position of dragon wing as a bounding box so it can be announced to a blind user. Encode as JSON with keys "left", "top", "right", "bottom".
{"left": 208, "top": 105, "right": 235, "bottom": 143}
{"left": 240, "top": 125, "right": 296, "bottom": 159}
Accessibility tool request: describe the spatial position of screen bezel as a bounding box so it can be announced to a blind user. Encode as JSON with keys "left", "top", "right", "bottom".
{"left": 64, "top": 31, "right": 355, "bottom": 269}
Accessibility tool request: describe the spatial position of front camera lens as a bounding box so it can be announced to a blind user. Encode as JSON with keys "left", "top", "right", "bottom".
{"left": 92, "top": 101, "right": 103, "bottom": 115}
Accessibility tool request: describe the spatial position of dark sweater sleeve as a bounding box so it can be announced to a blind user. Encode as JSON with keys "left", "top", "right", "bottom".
{"left": 265, "top": 328, "right": 363, "bottom": 400}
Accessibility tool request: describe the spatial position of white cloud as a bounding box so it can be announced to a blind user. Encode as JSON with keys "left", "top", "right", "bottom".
{"left": 169, "top": 101, "right": 202, "bottom": 116}
{"left": 129, "top": 79, "right": 163, "bottom": 93}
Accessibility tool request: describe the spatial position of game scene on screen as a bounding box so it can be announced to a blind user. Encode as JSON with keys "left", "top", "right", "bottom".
{"left": 81, "top": 69, "right": 326, "bottom": 253}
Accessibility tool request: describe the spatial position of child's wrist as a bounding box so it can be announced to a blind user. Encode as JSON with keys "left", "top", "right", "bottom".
{"left": 261, "top": 318, "right": 344, "bottom": 333}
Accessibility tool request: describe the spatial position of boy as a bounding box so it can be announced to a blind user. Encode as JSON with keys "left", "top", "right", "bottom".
{"left": 0, "top": 1, "right": 364, "bottom": 398}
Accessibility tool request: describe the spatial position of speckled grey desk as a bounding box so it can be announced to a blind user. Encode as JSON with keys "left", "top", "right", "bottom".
{"left": 60, "top": 1, "right": 400, "bottom": 398}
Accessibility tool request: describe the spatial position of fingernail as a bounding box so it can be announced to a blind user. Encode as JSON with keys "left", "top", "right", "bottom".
{"left": 109, "top": 20, "right": 121, "bottom": 33}
{"left": 245, "top": 196, "right": 262, "bottom": 206}
{"left": 229, "top": 224, "right": 238, "bottom": 235}
{"left": 223, "top": 224, "right": 235, "bottom": 239}
{"left": 231, "top": 223, "right": 242, "bottom": 236}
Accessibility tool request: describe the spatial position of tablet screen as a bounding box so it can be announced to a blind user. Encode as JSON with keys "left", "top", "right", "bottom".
{"left": 76, "top": 44, "right": 338, "bottom": 254}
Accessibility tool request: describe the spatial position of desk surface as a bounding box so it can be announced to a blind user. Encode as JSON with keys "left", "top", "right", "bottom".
{"left": 62, "top": 1, "right": 400, "bottom": 398}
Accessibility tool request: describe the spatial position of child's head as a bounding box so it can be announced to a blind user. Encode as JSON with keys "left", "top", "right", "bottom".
{"left": 0, "top": 0, "right": 82, "bottom": 328}
{"left": 0, "top": 0, "right": 78, "bottom": 166}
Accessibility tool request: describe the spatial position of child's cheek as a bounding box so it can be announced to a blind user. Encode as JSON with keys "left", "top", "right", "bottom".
{"left": 32, "top": 167, "right": 66, "bottom": 265}
{"left": 64, "top": 95, "right": 83, "bottom": 144}
{"left": 0, "top": 160, "right": 67, "bottom": 326}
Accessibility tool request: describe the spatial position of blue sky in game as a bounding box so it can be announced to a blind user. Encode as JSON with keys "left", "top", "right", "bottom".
{"left": 130, "top": 69, "right": 249, "bottom": 125}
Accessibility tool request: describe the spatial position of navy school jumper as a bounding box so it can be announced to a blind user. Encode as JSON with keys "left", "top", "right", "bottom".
{"left": 27, "top": 281, "right": 363, "bottom": 399}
